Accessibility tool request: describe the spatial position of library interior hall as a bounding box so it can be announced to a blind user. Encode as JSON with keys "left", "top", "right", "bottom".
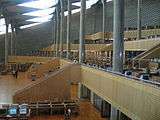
{"left": 0, "top": 0, "right": 160, "bottom": 120}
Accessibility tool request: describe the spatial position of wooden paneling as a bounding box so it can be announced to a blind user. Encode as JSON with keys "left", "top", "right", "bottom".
{"left": 124, "top": 39, "right": 160, "bottom": 51}
{"left": 60, "top": 59, "right": 73, "bottom": 67}
{"left": 8, "top": 56, "right": 53, "bottom": 64}
{"left": 102, "top": 39, "right": 160, "bottom": 51}
{"left": 85, "top": 32, "right": 112, "bottom": 40}
{"left": 81, "top": 66, "right": 160, "bottom": 120}
{"left": 0, "top": 72, "right": 35, "bottom": 103}
{"left": 13, "top": 63, "right": 81, "bottom": 103}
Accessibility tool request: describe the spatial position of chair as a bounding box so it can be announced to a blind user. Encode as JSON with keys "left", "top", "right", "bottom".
{"left": 8, "top": 104, "right": 19, "bottom": 118}
{"left": 19, "top": 104, "right": 30, "bottom": 119}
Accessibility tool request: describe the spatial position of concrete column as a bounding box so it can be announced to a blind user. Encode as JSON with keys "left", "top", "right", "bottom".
{"left": 53, "top": 16, "right": 57, "bottom": 56}
{"left": 101, "top": 0, "right": 106, "bottom": 41}
{"left": 11, "top": 25, "right": 14, "bottom": 56}
{"left": 112, "top": 0, "right": 125, "bottom": 73}
{"left": 14, "top": 28, "right": 17, "bottom": 55}
{"left": 110, "top": 106, "right": 121, "bottom": 120}
{"left": 101, "top": 100, "right": 111, "bottom": 118}
{"left": 51, "top": 19, "right": 54, "bottom": 45}
{"left": 5, "top": 19, "right": 9, "bottom": 64}
{"left": 78, "top": 82, "right": 81, "bottom": 99}
{"left": 80, "top": 84, "right": 89, "bottom": 99}
{"left": 137, "top": 0, "right": 142, "bottom": 40}
{"left": 109, "top": 1, "right": 125, "bottom": 117}
{"left": 66, "top": 0, "right": 71, "bottom": 59}
{"left": 56, "top": 7, "right": 60, "bottom": 57}
{"left": 90, "top": 91, "right": 94, "bottom": 104}
{"left": 60, "top": 0, "right": 64, "bottom": 58}
{"left": 79, "top": 0, "right": 86, "bottom": 63}
{"left": 52, "top": 17, "right": 56, "bottom": 55}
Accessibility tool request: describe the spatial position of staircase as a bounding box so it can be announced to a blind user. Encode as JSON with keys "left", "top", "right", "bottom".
{"left": 133, "top": 43, "right": 160, "bottom": 60}
{"left": 13, "top": 63, "right": 81, "bottom": 103}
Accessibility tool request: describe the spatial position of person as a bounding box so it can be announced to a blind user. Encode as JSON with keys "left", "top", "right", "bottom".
{"left": 15, "top": 69, "right": 18, "bottom": 79}
{"left": 12, "top": 69, "right": 16, "bottom": 78}
{"left": 64, "top": 106, "right": 68, "bottom": 120}
{"left": 64, "top": 108, "right": 71, "bottom": 120}
{"left": 67, "top": 108, "right": 71, "bottom": 118}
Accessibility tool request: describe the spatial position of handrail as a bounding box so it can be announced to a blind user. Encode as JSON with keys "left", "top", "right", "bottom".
{"left": 85, "top": 29, "right": 160, "bottom": 40}
{"left": 27, "top": 58, "right": 60, "bottom": 78}
{"left": 133, "top": 42, "right": 160, "bottom": 60}
{"left": 81, "top": 63, "right": 160, "bottom": 88}
{"left": 8, "top": 56, "right": 53, "bottom": 63}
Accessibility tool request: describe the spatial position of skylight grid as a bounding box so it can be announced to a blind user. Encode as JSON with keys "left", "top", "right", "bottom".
{"left": 0, "top": 24, "right": 11, "bottom": 35}
{"left": 20, "top": 23, "right": 42, "bottom": 29}
{"left": 18, "top": 0, "right": 57, "bottom": 9}
{"left": 27, "top": 15, "right": 53, "bottom": 23}
{"left": 23, "top": 8, "right": 55, "bottom": 17}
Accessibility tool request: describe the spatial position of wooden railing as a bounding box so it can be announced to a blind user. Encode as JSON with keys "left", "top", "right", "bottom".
{"left": 60, "top": 59, "right": 73, "bottom": 67}
{"left": 124, "top": 39, "right": 160, "bottom": 51}
{"left": 81, "top": 65, "right": 160, "bottom": 120}
{"left": 41, "top": 38, "right": 160, "bottom": 52}
{"left": 133, "top": 43, "right": 160, "bottom": 60}
{"left": 85, "top": 32, "right": 112, "bottom": 40}
{"left": 85, "top": 29, "right": 160, "bottom": 40}
{"left": 13, "top": 63, "right": 81, "bottom": 103}
{"left": 27, "top": 58, "right": 60, "bottom": 78}
{"left": 42, "top": 44, "right": 112, "bottom": 52}
{"left": 8, "top": 56, "right": 53, "bottom": 64}
{"left": 96, "top": 39, "right": 160, "bottom": 51}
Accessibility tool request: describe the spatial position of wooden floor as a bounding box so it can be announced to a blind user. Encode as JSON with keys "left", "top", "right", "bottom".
{"left": 0, "top": 72, "right": 40, "bottom": 103}
{"left": 30, "top": 101, "right": 107, "bottom": 120}
{"left": 0, "top": 72, "right": 79, "bottom": 103}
